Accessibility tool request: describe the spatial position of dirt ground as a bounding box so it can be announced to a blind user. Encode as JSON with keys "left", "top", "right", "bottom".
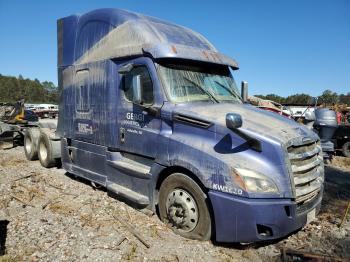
{"left": 0, "top": 147, "right": 349, "bottom": 262}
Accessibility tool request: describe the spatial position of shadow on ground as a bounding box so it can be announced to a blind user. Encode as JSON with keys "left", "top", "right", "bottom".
{"left": 0, "top": 220, "right": 9, "bottom": 256}
{"left": 322, "top": 166, "right": 350, "bottom": 208}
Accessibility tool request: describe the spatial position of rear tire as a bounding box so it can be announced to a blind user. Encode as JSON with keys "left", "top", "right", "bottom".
{"left": 24, "top": 128, "right": 40, "bottom": 160}
{"left": 38, "top": 133, "right": 57, "bottom": 168}
{"left": 158, "top": 173, "right": 212, "bottom": 241}
{"left": 342, "top": 142, "right": 350, "bottom": 157}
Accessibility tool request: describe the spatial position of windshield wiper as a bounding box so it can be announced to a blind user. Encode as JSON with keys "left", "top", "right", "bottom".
{"left": 214, "top": 80, "right": 241, "bottom": 101}
{"left": 183, "top": 77, "right": 219, "bottom": 103}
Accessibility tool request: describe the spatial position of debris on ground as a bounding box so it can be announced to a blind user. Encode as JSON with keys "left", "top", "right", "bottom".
{"left": 332, "top": 155, "right": 350, "bottom": 170}
{"left": 0, "top": 147, "right": 349, "bottom": 261}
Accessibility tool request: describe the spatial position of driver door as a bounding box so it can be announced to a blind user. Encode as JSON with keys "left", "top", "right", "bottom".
{"left": 116, "top": 61, "right": 162, "bottom": 159}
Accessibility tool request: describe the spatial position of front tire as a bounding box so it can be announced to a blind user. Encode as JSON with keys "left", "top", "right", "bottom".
{"left": 158, "top": 173, "right": 212, "bottom": 241}
{"left": 342, "top": 141, "right": 350, "bottom": 157}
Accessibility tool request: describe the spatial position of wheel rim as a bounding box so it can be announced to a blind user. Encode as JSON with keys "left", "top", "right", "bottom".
{"left": 25, "top": 136, "right": 32, "bottom": 153}
{"left": 39, "top": 141, "right": 48, "bottom": 161}
{"left": 166, "top": 188, "right": 199, "bottom": 232}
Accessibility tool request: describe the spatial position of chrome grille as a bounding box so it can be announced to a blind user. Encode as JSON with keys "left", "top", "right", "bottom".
{"left": 288, "top": 141, "right": 323, "bottom": 204}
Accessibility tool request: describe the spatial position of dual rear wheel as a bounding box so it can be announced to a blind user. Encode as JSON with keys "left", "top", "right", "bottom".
{"left": 38, "top": 133, "right": 58, "bottom": 168}
{"left": 24, "top": 129, "right": 58, "bottom": 168}
{"left": 24, "top": 128, "right": 40, "bottom": 160}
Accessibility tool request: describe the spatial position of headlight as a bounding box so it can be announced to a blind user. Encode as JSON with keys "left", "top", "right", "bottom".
{"left": 235, "top": 168, "right": 279, "bottom": 194}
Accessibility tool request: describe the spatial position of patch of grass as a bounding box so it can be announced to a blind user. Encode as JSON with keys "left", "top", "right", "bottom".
{"left": 0, "top": 255, "right": 19, "bottom": 262}
{"left": 150, "top": 225, "right": 162, "bottom": 239}
{"left": 79, "top": 213, "right": 95, "bottom": 227}
{"left": 48, "top": 202, "right": 74, "bottom": 215}
{"left": 27, "top": 185, "right": 44, "bottom": 201}
{"left": 122, "top": 244, "right": 137, "bottom": 261}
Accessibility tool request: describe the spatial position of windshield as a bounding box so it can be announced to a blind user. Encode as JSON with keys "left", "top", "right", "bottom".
{"left": 157, "top": 62, "right": 242, "bottom": 103}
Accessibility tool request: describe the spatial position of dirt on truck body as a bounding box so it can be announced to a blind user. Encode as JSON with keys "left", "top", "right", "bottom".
{"left": 0, "top": 147, "right": 349, "bottom": 261}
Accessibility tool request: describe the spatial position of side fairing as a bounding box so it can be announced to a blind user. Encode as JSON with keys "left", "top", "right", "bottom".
{"left": 57, "top": 60, "right": 119, "bottom": 147}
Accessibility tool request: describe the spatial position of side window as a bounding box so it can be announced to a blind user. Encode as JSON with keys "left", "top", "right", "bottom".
{"left": 123, "top": 66, "right": 154, "bottom": 105}
{"left": 75, "top": 70, "right": 90, "bottom": 112}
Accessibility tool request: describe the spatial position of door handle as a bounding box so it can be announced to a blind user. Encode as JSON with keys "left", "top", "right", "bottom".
{"left": 120, "top": 127, "right": 125, "bottom": 143}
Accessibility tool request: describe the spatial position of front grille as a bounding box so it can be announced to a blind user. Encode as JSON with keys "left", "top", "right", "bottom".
{"left": 288, "top": 140, "right": 323, "bottom": 205}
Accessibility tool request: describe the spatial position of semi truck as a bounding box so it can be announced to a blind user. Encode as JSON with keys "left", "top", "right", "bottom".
{"left": 22, "top": 8, "right": 324, "bottom": 243}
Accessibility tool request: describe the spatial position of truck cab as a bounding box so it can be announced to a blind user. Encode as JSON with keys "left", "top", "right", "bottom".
{"left": 57, "top": 8, "right": 324, "bottom": 243}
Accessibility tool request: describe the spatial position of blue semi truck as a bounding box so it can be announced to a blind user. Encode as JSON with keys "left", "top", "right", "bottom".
{"left": 23, "top": 8, "right": 324, "bottom": 243}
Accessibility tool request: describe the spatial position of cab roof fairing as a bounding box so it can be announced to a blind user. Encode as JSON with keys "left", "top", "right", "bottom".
{"left": 143, "top": 44, "right": 239, "bottom": 69}
{"left": 59, "top": 8, "right": 238, "bottom": 68}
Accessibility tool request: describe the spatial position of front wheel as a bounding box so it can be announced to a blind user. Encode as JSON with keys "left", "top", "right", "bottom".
{"left": 158, "top": 173, "right": 212, "bottom": 241}
{"left": 342, "top": 141, "right": 350, "bottom": 157}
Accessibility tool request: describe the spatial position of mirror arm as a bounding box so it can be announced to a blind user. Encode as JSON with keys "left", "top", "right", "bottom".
{"left": 144, "top": 105, "right": 160, "bottom": 117}
{"left": 229, "top": 128, "right": 262, "bottom": 152}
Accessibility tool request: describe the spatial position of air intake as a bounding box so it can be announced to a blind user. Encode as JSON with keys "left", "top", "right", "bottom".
{"left": 173, "top": 114, "right": 212, "bottom": 129}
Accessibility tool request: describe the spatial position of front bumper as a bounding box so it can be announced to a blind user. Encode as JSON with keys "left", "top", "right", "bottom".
{"left": 208, "top": 189, "right": 323, "bottom": 243}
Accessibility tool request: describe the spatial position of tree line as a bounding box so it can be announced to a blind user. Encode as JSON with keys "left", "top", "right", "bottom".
{"left": 0, "top": 74, "right": 348, "bottom": 106}
{"left": 256, "top": 90, "right": 349, "bottom": 106}
{"left": 0, "top": 74, "right": 59, "bottom": 104}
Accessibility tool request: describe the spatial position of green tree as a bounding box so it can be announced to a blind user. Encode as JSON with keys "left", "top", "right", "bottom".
{"left": 0, "top": 74, "right": 58, "bottom": 103}
{"left": 285, "top": 93, "right": 312, "bottom": 104}
{"left": 339, "top": 93, "right": 350, "bottom": 104}
{"left": 255, "top": 94, "right": 286, "bottom": 104}
{"left": 319, "top": 90, "right": 339, "bottom": 105}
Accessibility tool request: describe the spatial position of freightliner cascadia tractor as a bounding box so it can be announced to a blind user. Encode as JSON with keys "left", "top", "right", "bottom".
{"left": 24, "top": 9, "right": 324, "bottom": 243}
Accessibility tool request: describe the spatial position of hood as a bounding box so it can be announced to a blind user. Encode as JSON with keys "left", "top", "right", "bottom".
{"left": 172, "top": 103, "right": 318, "bottom": 145}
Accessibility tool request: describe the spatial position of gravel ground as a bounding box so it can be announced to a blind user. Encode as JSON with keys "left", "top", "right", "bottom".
{"left": 0, "top": 147, "right": 349, "bottom": 261}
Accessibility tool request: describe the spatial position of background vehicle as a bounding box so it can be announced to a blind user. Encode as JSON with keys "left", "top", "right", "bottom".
{"left": 24, "top": 110, "right": 39, "bottom": 122}
{"left": 19, "top": 8, "right": 324, "bottom": 243}
{"left": 334, "top": 124, "right": 350, "bottom": 157}
{"left": 0, "top": 100, "right": 58, "bottom": 156}
{"left": 27, "top": 104, "right": 59, "bottom": 119}
{"left": 304, "top": 99, "right": 350, "bottom": 159}
{"left": 0, "top": 100, "right": 39, "bottom": 148}
{"left": 248, "top": 96, "right": 292, "bottom": 118}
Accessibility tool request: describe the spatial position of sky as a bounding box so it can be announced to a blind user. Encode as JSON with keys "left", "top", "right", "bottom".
{"left": 0, "top": 0, "right": 349, "bottom": 97}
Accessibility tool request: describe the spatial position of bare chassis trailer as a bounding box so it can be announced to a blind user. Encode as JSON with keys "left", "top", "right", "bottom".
{"left": 0, "top": 121, "right": 28, "bottom": 148}
{"left": 0, "top": 119, "right": 61, "bottom": 168}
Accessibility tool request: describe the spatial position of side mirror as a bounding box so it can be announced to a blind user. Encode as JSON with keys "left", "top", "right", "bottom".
{"left": 226, "top": 113, "right": 242, "bottom": 129}
{"left": 241, "top": 81, "right": 248, "bottom": 102}
{"left": 118, "top": 63, "right": 134, "bottom": 74}
{"left": 132, "top": 75, "right": 142, "bottom": 104}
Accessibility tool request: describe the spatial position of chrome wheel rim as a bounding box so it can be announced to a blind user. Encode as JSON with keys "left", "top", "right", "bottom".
{"left": 166, "top": 188, "right": 198, "bottom": 232}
